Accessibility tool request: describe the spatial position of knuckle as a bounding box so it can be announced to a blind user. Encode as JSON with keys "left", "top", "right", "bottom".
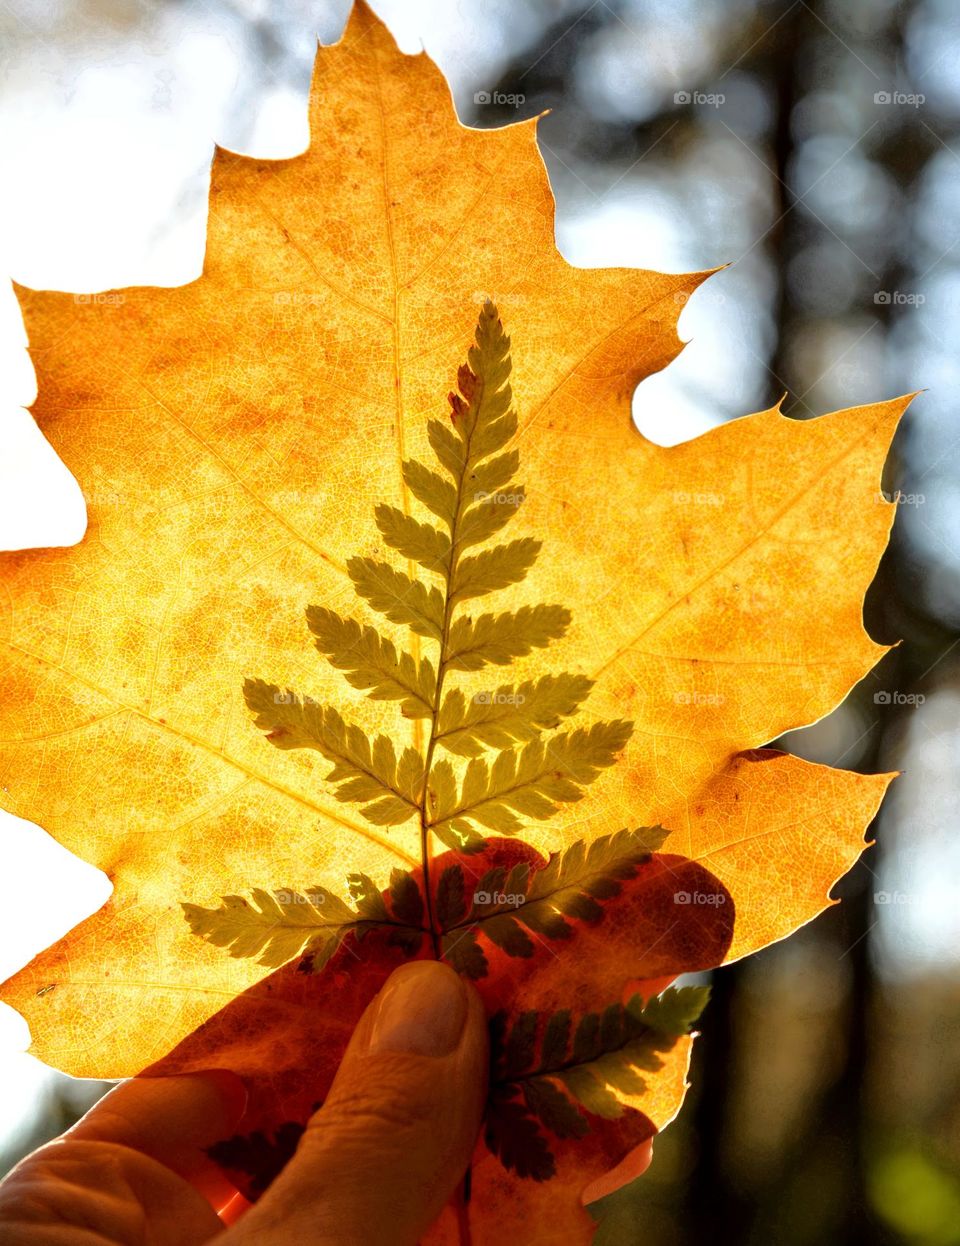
{"left": 306, "top": 1064, "right": 440, "bottom": 1150}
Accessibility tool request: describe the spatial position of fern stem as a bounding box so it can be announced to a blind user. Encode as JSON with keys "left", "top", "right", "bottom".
{"left": 419, "top": 371, "right": 485, "bottom": 957}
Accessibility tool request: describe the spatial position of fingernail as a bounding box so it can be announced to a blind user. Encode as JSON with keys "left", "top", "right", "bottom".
{"left": 369, "top": 961, "right": 468, "bottom": 1056}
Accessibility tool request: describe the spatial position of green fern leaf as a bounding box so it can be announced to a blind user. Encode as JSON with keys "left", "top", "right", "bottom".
{"left": 638, "top": 983, "right": 711, "bottom": 1036}
{"left": 519, "top": 825, "right": 670, "bottom": 929}
{"left": 457, "top": 484, "right": 525, "bottom": 550}
{"left": 347, "top": 872, "right": 388, "bottom": 922}
{"left": 541, "top": 1010, "right": 572, "bottom": 1067}
{"left": 346, "top": 557, "right": 444, "bottom": 639}
{"left": 374, "top": 504, "right": 451, "bottom": 574}
{"left": 430, "top": 721, "right": 633, "bottom": 839}
{"left": 243, "top": 678, "right": 422, "bottom": 827}
{"left": 436, "top": 673, "right": 593, "bottom": 757}
{"left": 486, "top": 988, "right": 709, "bottom": 1178}
{"left": 436, "top": 863, "right": 468, "bottom": 927}
{"left": 183, "top": 867, "right": 431, "bottom": 973}
{"left": 428, "top": 418, "right": 467, "bottom": 478}
{"left": 182, "top": 885, "right": 355, "bottom": 969}
{"left": 522, "top": 1077, "right": 589, "bottom": 1140}
{"left": 401, "top": 458, "right": 457, "bottom": 527}
{"left": 305, "top": 606, "right": 436, "bottom": 718}
{"left": 230, "top": 305, "right": 642, "bottom": 995}
{"left": 389, "top": 868, "right": 425, "bottom": 928}
{"left": 485, "top": 1093, "right": 555, "bottom": 1182}
{"left": 440, "top": 926, "right": 487, "bottom": 978}
{"left": 445, "top": 605, "right": 570, "bottom": 671}
{"left": 467, "top": 448, "right": 519, "bottom": 497}
{"left": 433, "top": 828, "right": 667, "bottom": 977}
{"left": 451, "top": 537, "right": 541, "bottom": 604}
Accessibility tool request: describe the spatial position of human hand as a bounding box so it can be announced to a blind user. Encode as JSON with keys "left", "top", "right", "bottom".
{"left": 0, "top": 961, "right": 488, "bottom": 1246}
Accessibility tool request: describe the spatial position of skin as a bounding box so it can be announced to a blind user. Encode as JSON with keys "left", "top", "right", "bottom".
{"left": 0, "top": 960, "right": 651, "bottom": 1244}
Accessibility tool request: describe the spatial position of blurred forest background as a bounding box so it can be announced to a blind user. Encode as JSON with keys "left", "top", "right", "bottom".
{"left": 0, "top": 1, "right": 958, "bottom": 1243}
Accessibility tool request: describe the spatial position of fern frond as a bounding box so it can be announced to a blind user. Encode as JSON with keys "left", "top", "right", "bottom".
{"left": 306, "top": 606, "right": 436, "bottom": 718}
{"left": 457, "top": 484, "right": 525, "bottom": 550}
{"left": 236, "top": 305, "right": 634, "bottom": 932}
{"left": 467, "top": 449, "right": 519, "bottom": 498}
{"left": 430, "top": 720, "right": 633, "bottom": 838}
{"left": 451, "top": 537, "right": 541, "bottom": 604}
{"left": 184, "top": 866, "right": 432, "bottom": 972}
{"left": 486, "top": 987, "right": 709, "bottom": 1179}
{"left": 401, "top": 458, "right": 457, "bottom": 527}
{"left": 523, "top": 826, "right": 670, "bottom": 923}
{"left": 347, "top": 557, "right": 444, "bottom": 639}
{"left": 445, "top": 605, "right": 571, "bottom": 671}
{"left": 243, "top": 678, "right": 422, "bottom": 826}
{"left": 435, "top": 827, "right": 668, "bottom": 977}
{"left": 182, "top": 885, "right": 356, "bottom": 970}
{"left": 428, "top": 418, "right": 467, "bottom": 477}
{"left": 374, "top": 504, "right": 451, "bottom": 574}
{"left": 436, "top": 672, "right": 593, "bottom": 757}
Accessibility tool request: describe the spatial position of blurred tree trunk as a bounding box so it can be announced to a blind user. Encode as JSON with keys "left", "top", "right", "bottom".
{"left": 686, "top": 7, "right": 805, "bottom": 1239}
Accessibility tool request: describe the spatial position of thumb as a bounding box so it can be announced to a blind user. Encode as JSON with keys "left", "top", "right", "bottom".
{"left": 225, "top": 960, "right": 488, "bottom": 1246}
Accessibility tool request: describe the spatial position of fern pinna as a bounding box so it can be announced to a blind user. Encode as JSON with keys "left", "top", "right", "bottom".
{"left": 182, "top": 302, "right": 708, "bottom": 1182}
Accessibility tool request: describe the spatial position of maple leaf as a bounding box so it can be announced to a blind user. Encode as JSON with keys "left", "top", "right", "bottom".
{"left": 0, "top": 3, "right": 912, "bottom": 1242}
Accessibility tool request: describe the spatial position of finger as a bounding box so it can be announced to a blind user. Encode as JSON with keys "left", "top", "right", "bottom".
{"left": 68, "top": 1070, "right": 248, "bottom": 1175}
{"left": 0, "top": 1138, "right": 225, "bottom": 1245}
{"left": 225, "top": 960, "right": 488, "bottom": 1246}
{"left": 67, "top": 1070, "right": 248, "bottom": 1214}
{"left": 0, "top": 1072, "right": 245, "bottom": 1246}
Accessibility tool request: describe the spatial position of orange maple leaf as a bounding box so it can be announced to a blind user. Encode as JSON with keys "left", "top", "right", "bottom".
{"left": 0, "top": 4, "right": 911, "bottom": 1241}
